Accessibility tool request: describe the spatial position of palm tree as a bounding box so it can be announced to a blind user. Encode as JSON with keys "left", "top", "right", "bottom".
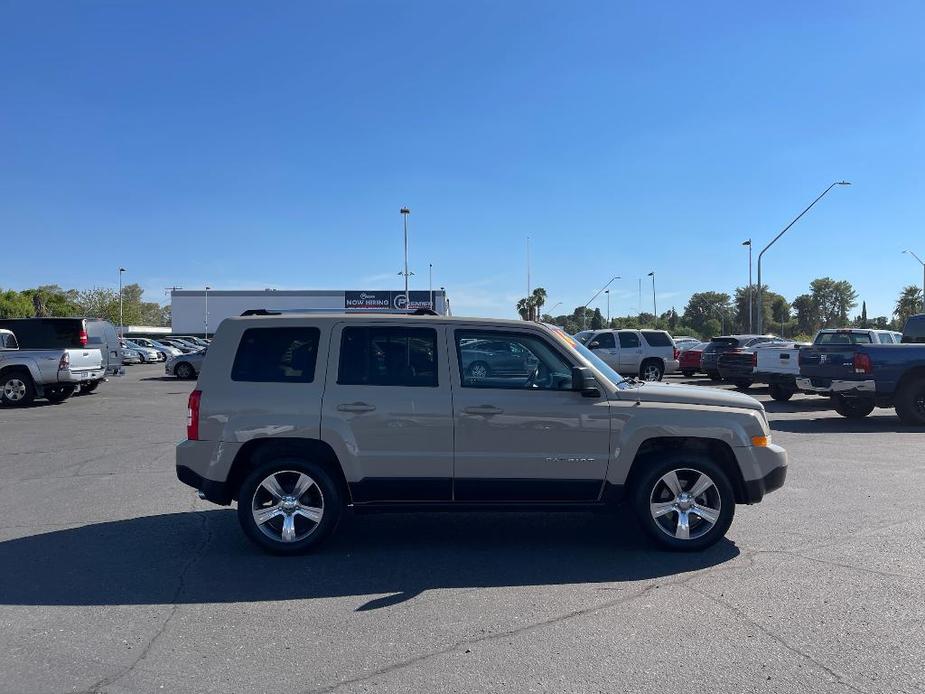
{"left": 894, "top": 285, "right": 924, "bottom": 325}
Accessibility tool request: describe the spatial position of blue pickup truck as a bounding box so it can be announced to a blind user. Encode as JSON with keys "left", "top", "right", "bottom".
{"left": 797, "top": 314, "right": 925, "bottom": 424}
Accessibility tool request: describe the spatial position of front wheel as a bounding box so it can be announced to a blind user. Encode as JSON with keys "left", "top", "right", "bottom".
{"left": 769, "top": 384, "right": 794, "bottom": 402}
{"left": 632, "top": 454, "right": 735, "bottom": 551}
{"left": 895, "top": 376, "right": 925, "bottom": 426}
{"left": 237, "top": 458, "right": 343, "bottom": 555}
{"left": 640, "top": 360, "right": 664, "bottom": 382}
{"left": 175, "top": 362, "right": 196, "bottom": 380}
{"left": 832, "top": 395, "right": 875, "bottom": 419}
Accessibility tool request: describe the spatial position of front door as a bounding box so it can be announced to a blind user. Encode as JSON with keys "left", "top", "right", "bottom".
{"left": 451, "top": 328, "right": 611, "bottom": 502}
{"left": 322, "top": 323, "right": 454, "bottom": 502}
{"left": 588, "top": 331, "right": 620, "bottom": 370}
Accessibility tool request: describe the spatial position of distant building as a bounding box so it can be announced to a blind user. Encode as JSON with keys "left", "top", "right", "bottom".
{"left": 170, "top": 289, "right": 449, "bottom": 335}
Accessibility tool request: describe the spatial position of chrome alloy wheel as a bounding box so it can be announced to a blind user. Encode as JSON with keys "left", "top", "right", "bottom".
{"left": 641, "top": 363, "right": 662, "bottom": 381}
{"left": 649, "top": 468, "right": 721, "bottom": 541}
{"left": 251, "top": 470, "right": 325, "bottom": 544}
{"left": 468, "top": 363, "right": 489, "bottom": 379}
{"left": 2, "top": 378, "right": 27, "bottom": 402}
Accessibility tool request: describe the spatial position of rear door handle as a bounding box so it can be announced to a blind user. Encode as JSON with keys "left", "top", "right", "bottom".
{"left": 463, "top": 405, "right": 504, "bottom": 415}
{"left": 337, "top": 402, "right": 376, "bottom": 413}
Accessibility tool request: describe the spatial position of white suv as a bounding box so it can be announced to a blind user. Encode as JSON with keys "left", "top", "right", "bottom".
{"left": 575, "top": 329, "right": 680, "bottom": 381}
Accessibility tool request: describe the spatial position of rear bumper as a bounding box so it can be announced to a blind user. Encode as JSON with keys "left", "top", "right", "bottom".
{"left": 59, "top": 368, "right": 105, "bottom": 384}
{"left": 177, "top": 464, "right": 232, "bottom": 505}
{"left": 795, "top": 377, "right": 876, "bottom": 395}
{"left": 663, "top": 358, "right": 680, "bottom": 373}
{"left": 176, "top": 439, "right": 241, "bottom": 505}
{"left": 718, "top": 363, "right": 755, "bottom": 380}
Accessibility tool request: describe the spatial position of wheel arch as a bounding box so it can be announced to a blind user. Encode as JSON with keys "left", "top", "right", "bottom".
{"left": 896, "top": 366, "right": 925, "bottom": 395}
{"left": 227, "top": 437, "right": 351, "bottom": 504}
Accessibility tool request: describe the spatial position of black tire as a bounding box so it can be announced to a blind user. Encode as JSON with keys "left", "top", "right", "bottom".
{"left": 832, "top": 395, "right": 875, "bottom": 419}
{"left": 681, "top": 370, "right": 696, "bottom": 378}
{"left": 0, "top": 369, "right": 36, "bottom": 407}
{"left": 79, "top": 380, "right": 100, "bottom": 395}
{"left": 175, "top": 362, "right": 196, "bottom": 380}
{"left": 45, "top": 384, "right": 76, "bottom": 404}
{"left": 466, "top": 361, "right": 490, "bottom": 380}
{"left": 237, "top": 457, "right": 343, "bottom": 555}
{"left": 895, "top": 376, "right": 925, "bottom": 426}
{"left": 734, "top": 379, "right": 753, "bottom": 390}
{"left": 769, "top": 384, "right": 794, "bottom": 402}
{"left": 640, "top": 360, "right": 664, "bottom": 382}
{"left": 707, "top": 371, "right": 722, "bottom": 381}
{"left": 632, "top": 452, "right": 735, "bottom": 552}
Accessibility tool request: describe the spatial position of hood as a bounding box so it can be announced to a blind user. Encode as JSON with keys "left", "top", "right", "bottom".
{"left": 631, "top": 381, "right": 765, "bottom": 412}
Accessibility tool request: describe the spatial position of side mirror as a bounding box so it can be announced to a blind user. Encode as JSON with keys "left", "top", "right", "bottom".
{"left": 571, "top": 366, "right": 601, "bottom": 397}
{"left": 588, "top": 341, "right": 600, "bottom": 349}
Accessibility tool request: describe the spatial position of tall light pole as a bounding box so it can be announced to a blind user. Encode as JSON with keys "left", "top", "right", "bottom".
{"left": 605, "top": 289, "right": 610, "bottom": 324}
{"left": 204, "top": 286, "right": 211, "bottom": 338}
{"left": 118, "top": 267, "right": 126, "bottom": 338}
{"left": 548, "top": 301, "right": 562, "bottom": 315}
{"left": 582, "top": 276, "right": 621, "bottom": 329}
{"left": 757, "top": 181, "right": 850, "bottom": 333}
{"left": 648, "top": 272, "right": 657, "bottom": 326}
{"left": 399, "top": 207, "right": 411, "bottom": 299}
{"left": 428, "top": 264, "right": 433, "bottom": 309}
{"left": 903, "top": 250, "right": 925, "bottom": 312}
{"left": 526, "top": 236, "right": 531, "bottom": 299}
{"left": 742, "top": 239, "right": 752, "bottom": 332}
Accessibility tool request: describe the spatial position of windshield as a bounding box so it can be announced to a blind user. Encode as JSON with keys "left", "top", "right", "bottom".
{"left": 545, "top": 327, "right": 628, "bottom": 389}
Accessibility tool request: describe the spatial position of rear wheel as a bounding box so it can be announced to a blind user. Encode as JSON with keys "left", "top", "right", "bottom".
{"left": 45, "top": 384, "right": 76, "bottom": 404}
{"left": 769, "top": 384, "right": 794, "bottom": 402}
{"left": 640, "top": 360, "right": 664, "bottom": 382}
{"left": 237, "top": 457, "right": 343, "bottom": 554}
{"left": 175, "top": 362, "right": 195, "bottom": 380}
{"left": 466, "top": 361, "right": 490, "bottom": 380}
{"left": 832, "top": 395, "right": 875, "bottom": 419}
{"left": 79, "top": 380, "right": 100, "bottom": 395}
{"left": 0, "top": 370, "right": 36, "bottom": 407}
{"left": 895, "top": 376, "right": 925, "bottom": 426}
{"left": 632, "top": 453, "right": 735, "bottom": 551}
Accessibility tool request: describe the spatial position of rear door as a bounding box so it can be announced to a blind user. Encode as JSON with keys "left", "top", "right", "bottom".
{"left": 617, "top": 331, "right": 643, "bottom": 372}
{"left": 322, "top": 322, "right": 454, "bottom": 502}
{"left": 450, "top": 328, "right": 610, "bottom": 502}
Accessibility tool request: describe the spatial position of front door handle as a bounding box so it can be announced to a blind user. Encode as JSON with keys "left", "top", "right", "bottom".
{"left": 337, "top": 402, "right": 376, "bottom": 413}
{"left": 463, "top": 405, "right": 504, "bottom": 415}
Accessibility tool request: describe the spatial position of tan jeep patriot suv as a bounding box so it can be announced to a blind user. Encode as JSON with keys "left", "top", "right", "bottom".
{"left": 176, "top": 313, "right": 787, "bottom": 554}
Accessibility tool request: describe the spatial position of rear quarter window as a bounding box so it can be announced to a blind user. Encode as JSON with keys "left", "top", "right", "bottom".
{"left": 231, "top": 327, "right": 321, "bottom": 383}
{"left": 641, "top": 331, "right": 673, "bottom": 347}
{"left": 902, "top": 316, "right": 925, "bottom": 343}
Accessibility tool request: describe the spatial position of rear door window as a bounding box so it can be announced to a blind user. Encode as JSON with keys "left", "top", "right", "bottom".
{"left": 618, "top": 332, "right": 641, "bottom": 348}
{"left": 232, "top": 327, "right": 321, "bottom": 383}
{"left": 338, "top": 326, "right": 438, "bottom": 387}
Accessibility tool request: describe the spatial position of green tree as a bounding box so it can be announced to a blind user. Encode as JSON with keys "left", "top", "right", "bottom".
{"left": 792, "top": 293, "right": 819, "bottom": 335}
{"left": 0, "top": 289, "right": 34, "bottom": 318}
{"left": 682, "top": 291, "right": 732, "bottom": 337}
{"left": 515, "top": 287, "right": 547, "bottom": 321}
{"left": 809, "top": 277, "right": 857, "bottom": 327}
{"left": 894, "top": 285, "right": 924, "bottom": 326}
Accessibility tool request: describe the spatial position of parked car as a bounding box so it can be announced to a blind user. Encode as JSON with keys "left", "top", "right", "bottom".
{"left": 166, "top": 348, "right": 207, "bottom": 379}
{"left": 174, "top": 335, "right": 210, "bottom": 348}
{"left": 148, "top": 339, "right": 183, "bottom": 358}
{"left": 0, "top": 328, "right": 104, "bottom": 406}
{"left": 0, "top": 317, "right": 121, "bottom": 393}
{"left": 576, "top": 329, "right": 680, "bottom": 381}
{"left": 752, "top": 342, "right": 811, "bottom": 401}
{"left": 459, "top": 338, "right": 539, "bottom": 380}
{"left": 163, "top": 338, "right": 201, "bottom": 354}
{"left": 718, "top": 341, "right": 794, "bottom": 390}
{"left": 673, "top": 336, "right": 701, "bottom": 351}
{"left": 177, "top": 314, "right": 787, "bottom": 554}
{"left": 125, "top": 337, "right": 168, "bottom": 361}
{"left": 122, "top": 347, "right": 143, "bottom": 365}
{"left": 678, "top": 342, "right": 705, "bottom": 377}
{"left": 123, "top": 340, "right": 161, "bottom": 363}
{"left": 798, "top": 316, "right": 925, "bottom": 422}
{"left": 699, "top": 335, "right": 782, "bottom": 381}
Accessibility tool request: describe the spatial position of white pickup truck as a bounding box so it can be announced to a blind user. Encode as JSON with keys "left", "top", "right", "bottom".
{"left": 0, "top": 329, "right": 104, "bottom": 406}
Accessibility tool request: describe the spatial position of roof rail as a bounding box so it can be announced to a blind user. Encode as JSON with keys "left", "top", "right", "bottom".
{"left": 240, "top": 309, "right": 282, "bottom": 316}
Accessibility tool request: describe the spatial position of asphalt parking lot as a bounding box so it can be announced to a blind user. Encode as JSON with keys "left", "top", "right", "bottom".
{"left": 1, "top": 364, "right": 922, "bottom": 694}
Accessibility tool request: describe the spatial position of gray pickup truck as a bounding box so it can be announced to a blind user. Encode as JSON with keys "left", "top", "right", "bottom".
{"left": 0, "top": 329, "right": 104, "bottom": 406}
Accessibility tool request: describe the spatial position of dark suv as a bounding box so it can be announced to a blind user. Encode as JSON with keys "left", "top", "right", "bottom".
{"left": 700, "top": 335, "right": 780, "bottom": 381}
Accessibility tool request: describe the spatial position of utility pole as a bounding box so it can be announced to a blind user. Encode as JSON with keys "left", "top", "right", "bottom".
{"left": 204, "top": 286, "right": 211, "bottom": 338}
{"left": 399, "top": 207, "right": 411, "bottom": 299}
{"left": 118, "top": 267, "right": 126, "bottom": 338}
{"left": 743, "top": 239, "right": 752, "bottom": 332}
{"left": 526, "top": 235, "right": 531, "bottom": 299}
{"left": 637, "top": 278, "right": 642, "bottom": 315}
{"left": 605, "top": 289, "right": 610, "bottom": 324}
{"left": 429, "top": 264, "right": 433, "bottom": 310}
{"left": 903, "top": 250, "right": 925, "bottom": 313}
{"left": 648, "top": 272, "right": 657, "bottom": 327}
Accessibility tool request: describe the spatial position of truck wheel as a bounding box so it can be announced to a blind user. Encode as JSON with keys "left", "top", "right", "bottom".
{"left": 832, "top": 395, "right": 875, "bottom": 419}
{"left": 237, "top": 457, "right": 343, "bottom": 555}
{"left": 769, "top": 384, "right": 794, "bottom": 402}
{"left": 45, "top": 384, "right": 76, "bottom": 404}
{"left": 895, "top": 376, "right": 925, "bottom": 426}
{"left": 640, "top": 360, "right": 664, "bottom": 382}
{"left": 632, "top": 453, "right": 735, "bottom": 552}
{"left": 0, "top": 370, "right": 36, "bottom": 407}
{"left": 79, "top": 380, "right": 100, "bottom": 395}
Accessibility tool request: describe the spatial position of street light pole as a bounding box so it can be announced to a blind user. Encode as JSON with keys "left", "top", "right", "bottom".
{"left": 756, "top": 181, "right": 850, "bottom": 333}
{"left": 605, "top": 289, "right": 610, "bottom": 324}
{"left": 582, "top": 276, "right": 621, "bottom": 329}
{"left": 429, "top": 263, "right": 433, "bottom": 310}
{"left": 118, "top": 267, "right": 126, "bottom": 338}
{"left": 647, "top": 272, "right": 657, "bottom": 326}
{"left": 204, "top": 286, "right": 211, "bottom": 338}
{"left": 903, "top": 250, "right": 925, "bottom": 312}
{"left": 399, "top": 207, "right": 411, "bottom": 298}
{"left": 742, "top": 239, "right": 752, "bottom": 332}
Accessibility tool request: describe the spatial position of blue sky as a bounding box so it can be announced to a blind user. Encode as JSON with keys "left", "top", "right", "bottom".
{"left": 2, "top": 1, "right": 924, "bottom": 319}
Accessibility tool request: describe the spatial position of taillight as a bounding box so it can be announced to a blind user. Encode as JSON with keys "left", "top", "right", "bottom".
{"left": 58, "top": 352, "right": 70, "bottom": 371}
{"left": 187, "top": 389, "right": 202, "bottom": 440}
{"left": 79, "top": 329, "right": 88, "bottom": 347}
{"left": 673, "top": 348, "right": 680, "bottom": 361}
{"left": 853, "top": 352, "right": 873, "bottom": 374}
{"left": 750, "top": 352, "right": 757, "bottom": 367}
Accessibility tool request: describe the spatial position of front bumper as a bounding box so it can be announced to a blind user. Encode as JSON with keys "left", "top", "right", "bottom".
{"left": 736, "top": 443, "right": 788, "bottom": 503}
{"left": 795, "top": 377, "right": 876, "bottom": 395}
